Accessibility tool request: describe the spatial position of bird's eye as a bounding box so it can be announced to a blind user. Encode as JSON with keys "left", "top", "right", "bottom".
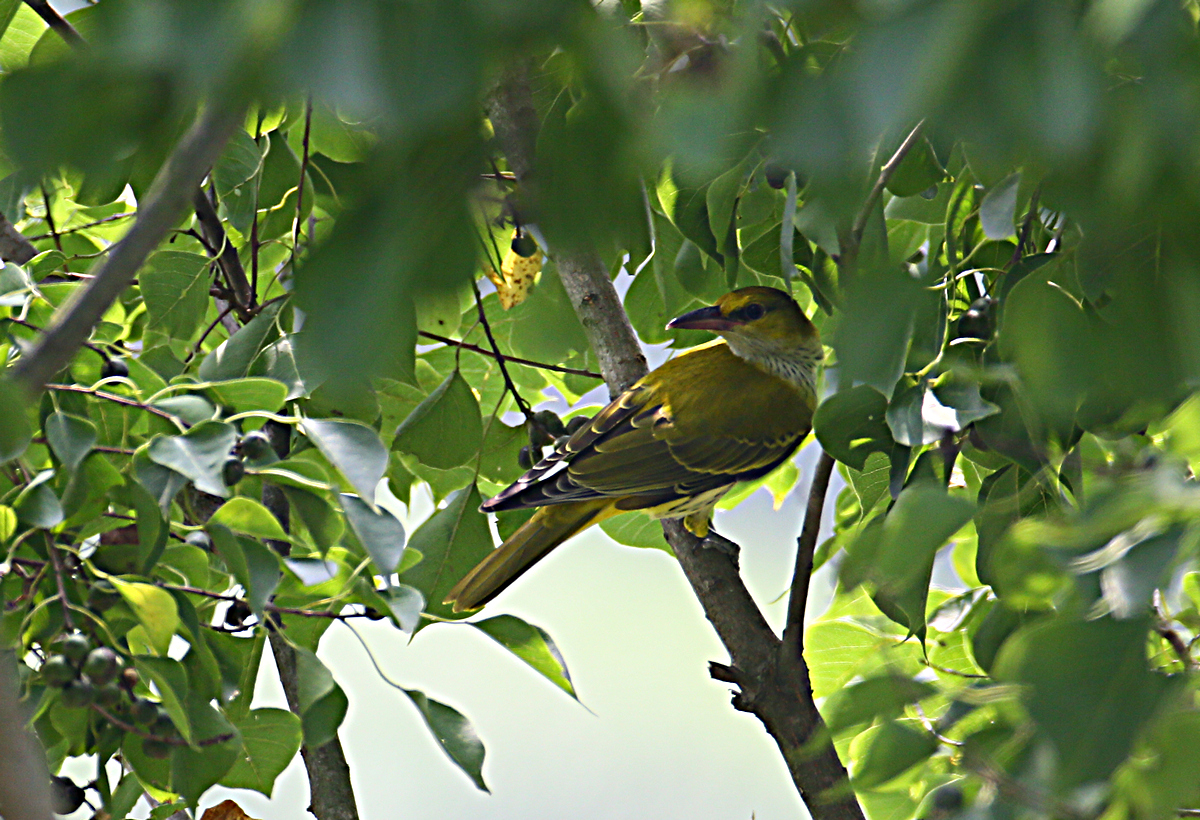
{"left": 744, "top": 303, "right": 765, "bottom": 320}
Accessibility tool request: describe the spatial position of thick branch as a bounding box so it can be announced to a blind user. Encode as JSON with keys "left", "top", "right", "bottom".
{"left": 0, "top": 211, "right": 37, "bottom": 264}
{"left": 487, "top": 63, "right": 862, "bottom": 820}
{"left": 193, "top": 187, "right": 252, "bottom": 310}
{"left": 261, "top": 419, "right": 360, "bottom": 820}
{"left": 0, "top": 650, "right": 53, "bottom": 820}
{"left": 10, "top": 101, "right": 246, "bottom": 393}
{"left": 22, "top": 0, "right": 83, "bottom": 48}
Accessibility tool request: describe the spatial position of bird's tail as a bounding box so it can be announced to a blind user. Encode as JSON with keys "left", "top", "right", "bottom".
{"left": 445, "top": 499, "right": 619, "bottom": 612}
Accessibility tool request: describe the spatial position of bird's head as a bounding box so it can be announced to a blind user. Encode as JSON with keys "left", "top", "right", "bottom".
{"left": 667, "top": 286, "right": 818, "bottom": 348}
{"left": 667, "top": 287, "right": 822, "bottom": 389}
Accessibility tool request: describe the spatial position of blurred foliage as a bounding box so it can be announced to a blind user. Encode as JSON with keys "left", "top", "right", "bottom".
{"left": 2, "top": 0, "right": 1200, "bottom": 818}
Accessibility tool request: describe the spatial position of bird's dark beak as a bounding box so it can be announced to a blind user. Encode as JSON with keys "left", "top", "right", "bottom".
{"left": 666, "top": 305, "right": 738, "bottom": 332}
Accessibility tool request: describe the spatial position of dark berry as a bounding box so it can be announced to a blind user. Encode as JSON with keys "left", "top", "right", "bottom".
{"left": 95, "top": 681, "right": 123, "bottom": 707}
{"left": 60, "top": 634, "right": 91, "bottom": 666}
{"left": 49, "top": 776, "right": 86, "bottom": 815}
{"left": 119, "top": 667, "right": 140, "bottom": 691}
{"left": 100, "top": 358, "right": 129, "bottom": 380}
{"left": 517, "top": 445, "right": 533, "bottom": 470}
{"left": 222, "top": 458, "right": 245, "bottom": 486}
{"left": 60, "top": 678, "right": 95, "bottom": 708}
{"left": 224, "top": 599, "right": 251, "bottom": 628}
{"left": 40, "top": 655, "right": 76, "bottom": 688}
{"left": 565, "top": 416, "right": 589, "bottom": 435}
{"left": 82, "top": 647, "right": 120, "bottom": 686}
{"left": 764, "top": 163, "right": 789, "bottom": 189}
{"left": 240, "top": 430, "right": 276, "bottom": 462}
{"left": 511, "top": 233, "right": 538, "bottom": 257}
{"left": 131, "top": 697, "right": 158, "bottom": 724}
{"left": 533, "top": 410, "right": 565, "bottom": 437}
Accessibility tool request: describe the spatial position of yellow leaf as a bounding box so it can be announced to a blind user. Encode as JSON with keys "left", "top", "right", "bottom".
{"left": 487, "top": 230, "right": 542, "bottom": 310}
{"left": 111, "top": 579, "right": 179, "bottom": 656}
{"left": 201, "top": 799, "right": 262, "bottom": 820}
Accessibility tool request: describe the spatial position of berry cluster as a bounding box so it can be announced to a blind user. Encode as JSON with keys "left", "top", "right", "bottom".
{"left": 517, "top": 410, "right": 590, "bottom": 470}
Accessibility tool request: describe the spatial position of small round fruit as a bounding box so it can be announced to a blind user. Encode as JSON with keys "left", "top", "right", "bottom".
{"left": 517, "top": 445, "right": 533, "bottom": 470}
{"left": 95, "top": 681, "right": 123, "bottom": 707}
{"left": 533, "top": 409, "right": 565, "bottom": 437}
{"left": 40, "top": 655, "right": 76, "bottom": 688}
{"left": 82, "top": 647, "right": 120, "bottom": 686}
{"left": 224, "top": 599, "right": 251, "bottom": 628}
{"left": 60, "top": 679, "right": 95, "bottom": 708}
{"left": 364, "top": 607, "right": 384, "bottom": 621}
{"left": 930, "top": 784, "right": 964, "bottom": 814}
{"left": 511, "top": 233, "right": 538, "bottom": 258}
{"left": 152, "top": 710, "right": 177, "bottom": 738}
{"left": 119, "top": 667, "right": 140, "bottom": 691}
{"left": 956, "top": 296, "right": 995, "bottom": 341}
{"left": 222, "top": 458, "right": 245, "bottom": 486}
{"left": 240, "top": 430, "right": 275, "bottom": 461}
{"left": 100, "top": 358, "right": 129, "bottom": 380}
{"left": 60, "top": 634, "right": 91, "bottom": 666}
{"left": 553, "top": 435, "right": 570, "bottom": 450}
{"left": 565, "top": 415, "right": 589, "bottom": 435}
{"left": 49, "top": 776, "right": 86, "bottom": 815}
{"left": 131, "top": 697, "right": 158, "bottom": 725}
{"left": 142, "top": 737, "right": 172, "bottom": 759}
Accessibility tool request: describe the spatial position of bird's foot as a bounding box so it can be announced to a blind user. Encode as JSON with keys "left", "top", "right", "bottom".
{"left": 700, "top": 531, "right": 739, "bottom": 557}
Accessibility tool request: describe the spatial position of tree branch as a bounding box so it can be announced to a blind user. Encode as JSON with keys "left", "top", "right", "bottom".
{"left": 0, "top": 649, "right": 53, "bottom": 820}
{"left": 22, "top": 0, "right": 83, "bottom": 48}
{"left": 193, "top": 187, "right": 252, "bottom": 311}
{"left": 486, "top": 62, "right": 863, "bottom": 820}
{"left": 0, "top": 210, "right": 38, "bottom": 264}
{"left": 10, "top": 101, "right": 247, "bottom": 394}
{"left": 417, "top": 330, "right": 602, "bottom": 378}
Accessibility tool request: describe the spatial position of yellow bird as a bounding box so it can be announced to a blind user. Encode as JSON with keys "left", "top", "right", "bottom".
{"left": 445, "top": 286, "right": 823, "bottom": 612}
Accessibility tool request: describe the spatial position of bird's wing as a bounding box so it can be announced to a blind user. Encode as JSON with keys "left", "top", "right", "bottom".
{"left": 483, "top": 364, "right": 807, "bottom": 512}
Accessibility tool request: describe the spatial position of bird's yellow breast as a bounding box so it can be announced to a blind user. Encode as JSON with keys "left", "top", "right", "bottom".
{"left": 638, "top": 341, "right": 816, "bottom": 444}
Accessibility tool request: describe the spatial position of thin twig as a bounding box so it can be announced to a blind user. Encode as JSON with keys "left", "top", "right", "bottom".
{"left": 418, "top": 330, "right": 602, "bottom": 378}
{"left": 26, "top": 212, "right": 136, "bottom": 242}
{"left": 193, "top": 186, "right": 252, "bottom": 311}
{"left": 23, "top": 0, "right": 84, "bottom": 46}
{"left": 3, "top": 317, "right": 108, "bottom": 358}
{"left": 166, "top": 583, "right": 377, "bottom": 621}
{"left": 846, "top": 121, "right": 926, "bottom": 260}
{"left": 185, "top": 302, "right": 236, "bottom": 364}
{"left": 91, "top": 704, "right": 234, "bottom": 747}
{"left": 39, "top": 184, "right": 63, "bottom": 253}
{"left": 470, "top": 279, "right": 531, "bottom": 419}
{"left": 45, "top": 383, "right": 184, "bottom": 425}
{"left": 781, "top": 451, "right": 835, "bottom": 654}
{"left": 1006, "top": 188, "right": 1041, "bottom": 270}
{"left": 45, "top": 535, "right": 74, "bottom": 630}
{"left": 290, "top": 97, "right": 313, "bottom": 278}
{"left": 32, "top": 436, "right": 133, "bottom": 455}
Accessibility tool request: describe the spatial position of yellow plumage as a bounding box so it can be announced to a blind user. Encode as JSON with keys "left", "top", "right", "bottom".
{"left": 445, "top": 286, "right": 823, "bottom": 612}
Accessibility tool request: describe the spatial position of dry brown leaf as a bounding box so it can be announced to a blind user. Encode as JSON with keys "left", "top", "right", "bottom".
{"left": 200, "top": 799, "right": 262, "bottom": 820}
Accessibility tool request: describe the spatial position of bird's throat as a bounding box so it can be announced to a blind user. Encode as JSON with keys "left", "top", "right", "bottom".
{"left": 723, "top": 335, "right": 822, "bottom": 398}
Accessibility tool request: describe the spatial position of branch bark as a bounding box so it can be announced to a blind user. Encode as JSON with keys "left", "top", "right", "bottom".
{"left": 0, "top": 650, "right": 53, "bottom": 820}
{"left": 10, "top": 100, "right": 246, "bottom": 393}
{"left": 0, "top": 211, "right": 37, "bottom": 264}
{"left": 486, "top": 62, "right": 863, "bottom": 820}
{"left": 261, "top": 419, "right": 361, "bottom": 820}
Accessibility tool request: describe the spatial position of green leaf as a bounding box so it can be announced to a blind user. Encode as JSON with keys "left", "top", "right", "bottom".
{"left": 831, "top": 270, "right": 921, "bottom": 399}
{"left": 219, "top": 708, "right": 303, "bottom": 796}
{"left": 207, "top": 523, "right": 281, "bottom": 616}
{"left": 133, "top": 450, "right": 187, "bottom": 514}
{"left": 842, "top": 485, "right": 974, "bottom": 638}
{"left": 377, "top": 584, "right": 425, "bottom": 633}
{"left": 294, "top": 647, "right": 348, "bottom": 748}
{"left": 141, "top": 251, "right": 211, "bottom": 340}
{"left": 0, "top": 379, "right": 31, "bottom": 462}
{"left": 404, "top": 689, "right": 488, "bottom": 792}
{"left": 341, "top": 493, "right": 406, "bottom": 575}
{"left": 204, "top": 378, "right": 288, "bottom": 414}
{"left": 884, "top": 136, "right": 945, "bottom": 198}
{"left": 146, "top": 421, "right": 238, "bottom": 498}
{"left": 599, "top": 512, "right": 670, "bottom": 552}
{"left": 822, "top": 675, "right": 937, "bottom": 734}
{"left": 209, "top": 497, "right": 289, "bottom": 542}
{"left": 392, "top": 370, "right": 483, "bottom": 470}
{"left": 113, "top": 579, "right": 180, "bottom": 656}
{"left": 132, "top": 656, "right": 192, "bottom": 744}
{"left": 282, "top": 487, "right": 343, "bottom": 552}
{"left": 814, "top": 385, "right": 895, "bottom": 470}
{"left": 851, "top": 720, "right": 937, "bottom": 789}
{"left": 13, "top": 472, "right": 62, "bottom": 528}
{"left": 300, "top": 419, "right": 389, "bottom": 506}
{"left": 170, "top": 689, "right": 239, "bottom": 806}
{"left": 44, "top": 411, "right": 95, "bottom": 471}
{"left": 199, "top": 301, "right": 283, "bottom": 381}
{"left": 472, "top": 615, "right": 577, "bottom": 699}
{"left": 979, "top": 172, "right": 1020, "bottom": 240}
{"left": 994, "top": 616, "right": 1173, "bottom": 788}
{"left": 401, "top": 484, "right": 492, "bottom": 623}
{"left": 213, "top": 129, "right": 265, "bottom": 237}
